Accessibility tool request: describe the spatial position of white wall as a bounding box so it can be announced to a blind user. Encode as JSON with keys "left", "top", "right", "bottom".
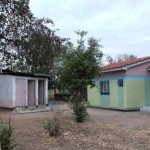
{"left": 0, "top": 75, "right": 15, "bottom": 108}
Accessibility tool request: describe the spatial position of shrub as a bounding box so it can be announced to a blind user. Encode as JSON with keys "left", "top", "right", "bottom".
{"left": 0, "top": 118, "right": 14, "bottom": 150}
{"left": 43, "top": 114, "right": 60, "bottom": 136}
{"left": 70, "top": 99, "right": 88, "bottom": 123}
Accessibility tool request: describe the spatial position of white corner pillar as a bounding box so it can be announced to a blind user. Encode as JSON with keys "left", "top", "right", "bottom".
{"left": 25, "top": 79, "right": 28, "bottom": 108}
{"left": 35, "top": 79, "right": 38, "bottom": 107}
{"left": 45, "top": 79, "right": 48, "bottom": 106}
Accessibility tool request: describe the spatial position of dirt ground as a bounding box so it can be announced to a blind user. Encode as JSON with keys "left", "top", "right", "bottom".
{"left": 0, "top": 103, "right": 150, "bottom": 150}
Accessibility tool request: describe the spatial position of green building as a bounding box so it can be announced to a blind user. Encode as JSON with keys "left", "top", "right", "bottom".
{"left": 88, "top": 57, "right": 150, "bottom": 110}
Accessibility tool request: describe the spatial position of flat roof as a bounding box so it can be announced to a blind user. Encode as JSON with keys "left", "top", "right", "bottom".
{"left": 0, "top": 69, "right": 49, "bottom": 78}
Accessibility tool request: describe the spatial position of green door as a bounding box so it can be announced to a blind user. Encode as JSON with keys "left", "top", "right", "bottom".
{"left": 145, "top": 80, "right": 150, "bottom": 106}
{"left": 118, "top": 87, "right": 124, "bottom": 108}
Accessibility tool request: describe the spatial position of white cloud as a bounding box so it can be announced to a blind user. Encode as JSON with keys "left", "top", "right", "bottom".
{"left": 29, "top": 0, "right": 150, "bottom": 57}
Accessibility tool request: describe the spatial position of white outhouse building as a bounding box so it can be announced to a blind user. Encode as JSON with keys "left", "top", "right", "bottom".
{"left": 0, "top": 70, "right": 48, "bottom": 109}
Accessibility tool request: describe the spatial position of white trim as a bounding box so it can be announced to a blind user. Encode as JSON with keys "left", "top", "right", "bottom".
{"left": 35, "top": 80, "right": 38, "bottom": 106}
{"left": 45, "top": 79, "right": 48, "bottom": 105}
{"left": 126, "top": 59, "right": 150, "bottom": 69}
{"left": 25, "top": 79, "right": 28, "bottom": 106}
{"left": 102, "top": 67, "right": 127, "bottom": 73}
{"left": 102, "top": 59, "right": 150, "bottom": 73}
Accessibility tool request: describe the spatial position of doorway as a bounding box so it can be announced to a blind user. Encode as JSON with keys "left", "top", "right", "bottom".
{"left": 16, "top": 79, "right": 26, "bottom": 107}
{"left": 38, "top": 80, "right": 45, "bottom": 105}
{"left": 28, "top": 80, "right": 35, "bottom": 106}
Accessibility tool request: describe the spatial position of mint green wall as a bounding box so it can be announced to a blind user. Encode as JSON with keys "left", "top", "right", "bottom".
{"left": 88, "top": 79, "right": 123, "bottom": 109}
{"left": 87, "top": 80, "right": 121, "bottom": 108}
{"left": 88, "top": 76, "right": 150, "bottom": 110}
{"left": 125, "top": 79, "right": 145, "bottom": 109}
{"left": 87, "top": 82, "right": 100, "bottom": 107}
{"left": 100, "top": 79, "right": 125, "bottom": 109}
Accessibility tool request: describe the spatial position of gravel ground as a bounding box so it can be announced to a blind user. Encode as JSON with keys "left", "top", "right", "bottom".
{"left": 0, "top": 103, "right": 150, "bottom": 150}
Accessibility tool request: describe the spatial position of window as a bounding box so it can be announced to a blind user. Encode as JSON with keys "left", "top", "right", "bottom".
{"left": 100, "top": 81, "right": 110, "bottom": 95}
{"left": 118, "top": 79, "right": 123, "bottom": 87}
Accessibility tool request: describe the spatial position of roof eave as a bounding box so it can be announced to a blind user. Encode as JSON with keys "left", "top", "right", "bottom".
{"left": 35, "top": 74, "right": 50, "bottom": 77}
{"left": 102, "top": 67, "right": 127, "bottom": 73}
{"left": 127, "top": 59, "right": 150, "bottom": 69}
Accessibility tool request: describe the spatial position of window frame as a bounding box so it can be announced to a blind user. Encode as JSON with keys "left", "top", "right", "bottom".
{"left": 100, "top": 80, "right": 110, "bottom": 95}
{"left": 118, "top": 79, "right": 123, "bottom": 87}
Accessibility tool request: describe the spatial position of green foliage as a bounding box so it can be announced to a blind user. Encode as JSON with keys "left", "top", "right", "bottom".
{"left": 106, "top": 53, "right": 137, "bottom": 64}
{"left": 58, "top": 31, "right": 103, "bottom": 95}
{"left": 0, "top": 0, "right": 65, "bottom": 74}
{"left": 0, "top": 0, "right": 33, "bottom": 69}
{"left": 0, "top": 120, "right": 14, "bottom": 150}
{"left": 70, "top": 96, "right": 88, "bottom": 123}
{"left": 20, "top": 23, "right": 64, "bottom": 74}
{"left": 58, "top": 31, "right": 103, "bottom": 122}
{"left": 43, "top": 114, "right": 61, "bottom": 136}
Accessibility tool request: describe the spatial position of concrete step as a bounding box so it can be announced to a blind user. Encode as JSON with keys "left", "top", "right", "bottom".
{"left": 140, "top": 107, "right": 150, "bottom": 112}
{"left": 13, "top": 104, "right": 54, "bottom": 114}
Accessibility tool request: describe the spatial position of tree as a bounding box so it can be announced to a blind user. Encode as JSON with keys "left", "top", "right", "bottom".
{"left": 19, "top": 19, "right": 65, "bottom": 74}
{"left": 0, "top": 0, "right": 33, "bottom": 64}
{"left": 106, "top": 53, "right": 137, "bottom": 64}
{"left": 117, "top": 53, "right": 137, "bottom": 62}
{"left": 0, "top": 0, "right": 65, "bottom": 74}
{"left": 58, "top": 31, "right": 103, "bottom": 122}
{"left": 106, "top": 54, "right": 114, "bottom": 64}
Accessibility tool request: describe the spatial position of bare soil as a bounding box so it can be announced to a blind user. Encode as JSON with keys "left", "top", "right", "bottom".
{"left": 0, "top": 103, "right": 150, "bottom": 150}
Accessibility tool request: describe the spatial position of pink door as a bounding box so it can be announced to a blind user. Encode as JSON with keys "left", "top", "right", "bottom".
{"left": 28, "top": 80, "right": 35, "bottom": 106}
{"left": 16, "top": 79, "right": 26, "bottom": 107}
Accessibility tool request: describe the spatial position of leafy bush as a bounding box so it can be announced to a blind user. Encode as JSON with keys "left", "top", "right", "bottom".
{"left": 43, "top": 114, "right": 61, "bottom": 136}
{"left": 0, "top": 118, "right": 14, "bottom": 150}
{"left": 70, "top": 99, "right": 88, "bottom": 123}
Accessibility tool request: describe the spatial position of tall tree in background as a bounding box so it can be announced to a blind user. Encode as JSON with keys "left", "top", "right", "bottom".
{"left": 58, "top": 31, "right": 103, "bottom": 122}
{"left": 0, "top": 0, "right": 65, "bottom": 74}
{"left": 19, "top": 19, "right": 65, "bottom": 74}
{"left": 117, "top": 53, "right": 137, "bottom": 62}
{"left": 106, "top": 53, "right": 137, "bottom": 64}
{"left": 0, "top": 0, "right": 33, "bottom": 67}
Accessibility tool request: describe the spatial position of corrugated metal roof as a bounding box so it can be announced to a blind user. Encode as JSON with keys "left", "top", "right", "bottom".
{"left": 0, "top": 69, "right": 49, "bottom": 78}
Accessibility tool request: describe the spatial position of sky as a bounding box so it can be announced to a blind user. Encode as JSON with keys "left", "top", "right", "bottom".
{"left": 29, "top": 0, "right": 150, "bottom": 57}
